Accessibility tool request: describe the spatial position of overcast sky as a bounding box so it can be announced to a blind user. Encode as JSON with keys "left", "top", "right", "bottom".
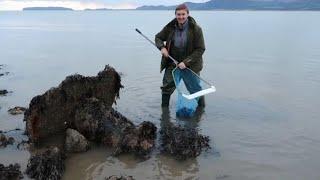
{"left": 0, "top": 0, "right": 209, "bottom": 10}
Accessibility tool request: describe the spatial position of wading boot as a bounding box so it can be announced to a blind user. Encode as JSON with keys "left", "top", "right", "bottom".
{"left": 198, "top": 96, "right": 205, "bottom": 107}
{"left": 161, "top": 94, "right": 171, "bottom": 107}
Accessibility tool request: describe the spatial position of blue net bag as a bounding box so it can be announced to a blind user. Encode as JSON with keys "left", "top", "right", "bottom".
{"left": 172, "top": 68, "right": 202, "bottom": 117}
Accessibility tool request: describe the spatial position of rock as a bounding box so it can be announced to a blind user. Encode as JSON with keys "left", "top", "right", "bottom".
{"left": 0, "top": 72, "right": 9, "bottom": 77}
{"left": 73, "top": 98, "right": 157, "bottom": 157}
{"left": 105, "top": 175, "right": 135, "bottom": 180}
{"left": 24, "top": 65, "right": 157, "bottom": 158}
{"left": 24, "top": 65, "right": 123, "bottom": 143}
{"left": 160, "top": 125, "right": 211, "bottom": 160}
{"left": 0, "top": 89, "right": 8, "bottom": 96}
{"left": 0, "top": 133, "right": 15, "bottom": 148}
{"left": 112, "top": 121, "right": 157, "bottom": 157}
{"left": 26, "top": 147, "right": 65, "bottom": 180}
{"left": 8, "top": 106, "right": 27, "bottom": 115}
{"left": 0, "top": 163, "right": 23, "bottom": 180}
{"left": 65, "top": 128, "right": 89, "bottom": 153}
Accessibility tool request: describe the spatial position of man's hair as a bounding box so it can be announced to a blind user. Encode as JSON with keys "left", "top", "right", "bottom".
{"left": 175, "top": 4, "right": 189, "bottom": 14}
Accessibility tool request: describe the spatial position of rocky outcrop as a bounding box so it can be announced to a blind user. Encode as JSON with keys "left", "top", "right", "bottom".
{"left": 24, "top": 65, "right": 123, "bottom": 143}
{"left": 24, "top": 65, "right": 157, "bottom": 157}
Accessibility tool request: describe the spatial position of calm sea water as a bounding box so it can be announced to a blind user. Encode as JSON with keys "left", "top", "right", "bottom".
{"left": 0, "top": 10, "right": 320, "bottom": 180}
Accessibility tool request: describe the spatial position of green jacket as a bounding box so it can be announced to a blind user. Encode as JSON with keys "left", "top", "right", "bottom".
{"left": 155, "top": 16, "right": 206, "bottom": 73}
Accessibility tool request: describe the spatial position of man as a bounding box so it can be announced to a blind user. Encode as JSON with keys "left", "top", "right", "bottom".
{"left": 155, "top": 4, "right": 206, "bottom": 107}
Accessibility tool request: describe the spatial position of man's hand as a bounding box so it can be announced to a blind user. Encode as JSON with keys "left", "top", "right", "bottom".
{"left": 178, "top": 62, "right": 187, "bottom": 69}
{"left": 161, "top": 47, "right": 169, "bottom": 58}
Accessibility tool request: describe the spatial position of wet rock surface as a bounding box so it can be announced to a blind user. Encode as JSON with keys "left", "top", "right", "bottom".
{"left": 0, "top": 163, "right": 23, "bottom": 180}
{"left": 8, "top": 107, "right": 27, "bottom": 115}
{"left": 0, "top": 133, "right": 15, "bottom": 148}
{"left": 105, "top": 175, "right": 135, "bottom": 180}
{"left": 65, "top": 128, "right": 90, "bottom": 153}
{"left": 160, "top": 125, "right": 211, "bottom": 160}
{"left": 26, "top": 147, "right": 65, "bottom": 180}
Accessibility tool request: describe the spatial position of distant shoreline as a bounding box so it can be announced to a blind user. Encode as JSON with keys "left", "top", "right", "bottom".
{"left": 23, "top": 7, "right": 73, "bottom": 11}
{"left": 2, "top": 9, "right": 319, "bottom": 12}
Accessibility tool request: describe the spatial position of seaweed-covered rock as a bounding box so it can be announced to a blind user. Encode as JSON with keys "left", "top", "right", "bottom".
{"left": 112, "top": 121, "right": 157, "bottom": 157}
{"left": 65, "top": 128, "right": 89, "bottom": 153}
{"left": 24, "top": 65, "right": 123, "bottom": 143}
{"left": 106, "top": 175, "right": 135, "bottom": 180}
{"left": 160, "top": 125, "right": 210, "bottom": 160}
{"left": 26, "top": 147, "right": 65, "bottom": 180}
{"left": 8, "top": 107, "right": 27, "bottom": 115}
{"left": 24, "top": 65, "right": 157, "bottom": 158}
{"left": 0, "top": 133, "right": 15, "bottom": 148}
{"left": 0, "top": 163, "right": 23, "bottom": 180}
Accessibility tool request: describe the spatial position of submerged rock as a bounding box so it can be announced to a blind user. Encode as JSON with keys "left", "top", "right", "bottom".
{"left": 0, "top": 72, "right": 9, "bottom": 77}
{"left": 0, "top": 163, "right": 23, "bottom": 180}
{"left": 65, "top": 128, "right": 89, "bottom": 153}
{"left": 0, "top": 89, "right": 9, "bottom": 96}
{"left": 26, "top": 147, "right": 65, "bottom": 180}
{"left": 160, "top": 125, "right": 210, "bottom": 160}
{"left": 8, "top": 106, "right": 27, "bottom": 115}
{"left": 106, "top": 175, "right": 135, "bottom": 180}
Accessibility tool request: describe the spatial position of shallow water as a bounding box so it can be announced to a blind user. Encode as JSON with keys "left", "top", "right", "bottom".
{"left": 0, "top": 10, "right": 320, "bottom": 180}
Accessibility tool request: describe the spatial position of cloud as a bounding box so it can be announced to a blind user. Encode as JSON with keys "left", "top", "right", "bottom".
{"left": 0, "top": 0, "right": 138, "bottom": 10}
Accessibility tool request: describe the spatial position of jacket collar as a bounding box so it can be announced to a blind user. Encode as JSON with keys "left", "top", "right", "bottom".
{"left": 167, "top": 16, "right": 196, "bottom": 29}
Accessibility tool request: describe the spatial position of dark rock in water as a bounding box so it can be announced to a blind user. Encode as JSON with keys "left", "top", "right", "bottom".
{"left": 0, "top": 72, "right": 9, "bottom": 77}
{"left": 160, "top": 125, "right": 210, "bottom": 160}
{"left": 0, "top": 89, "right": 9, "bottom": 96}
{"left": 24, "top": 65, "right": 157, "bottom": 158}
{"left": 24, "top": 65, "right": 123, "bottom": 143}
{"left": 65, "top": 128, "right": 90, "bottom": 153}
{"left": 74, "top": 98, "right": 156, "bottom": 157}
{"left": 112, "top": 121, "right": 157, "bottom": 157}
{"left": 0, "top": 163, "right": 23, "bottom": 180}
{"left": 106, "top": 175, "right": 135, "bottom": 180}
{"left": 0, "top": 133, "right": 15, "bottom": 148}
{"left": 8, "top": 106, "right": 27, "bottom": 115}
{"left": 26, "top": 147, "right": 65, "bottom": 180}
